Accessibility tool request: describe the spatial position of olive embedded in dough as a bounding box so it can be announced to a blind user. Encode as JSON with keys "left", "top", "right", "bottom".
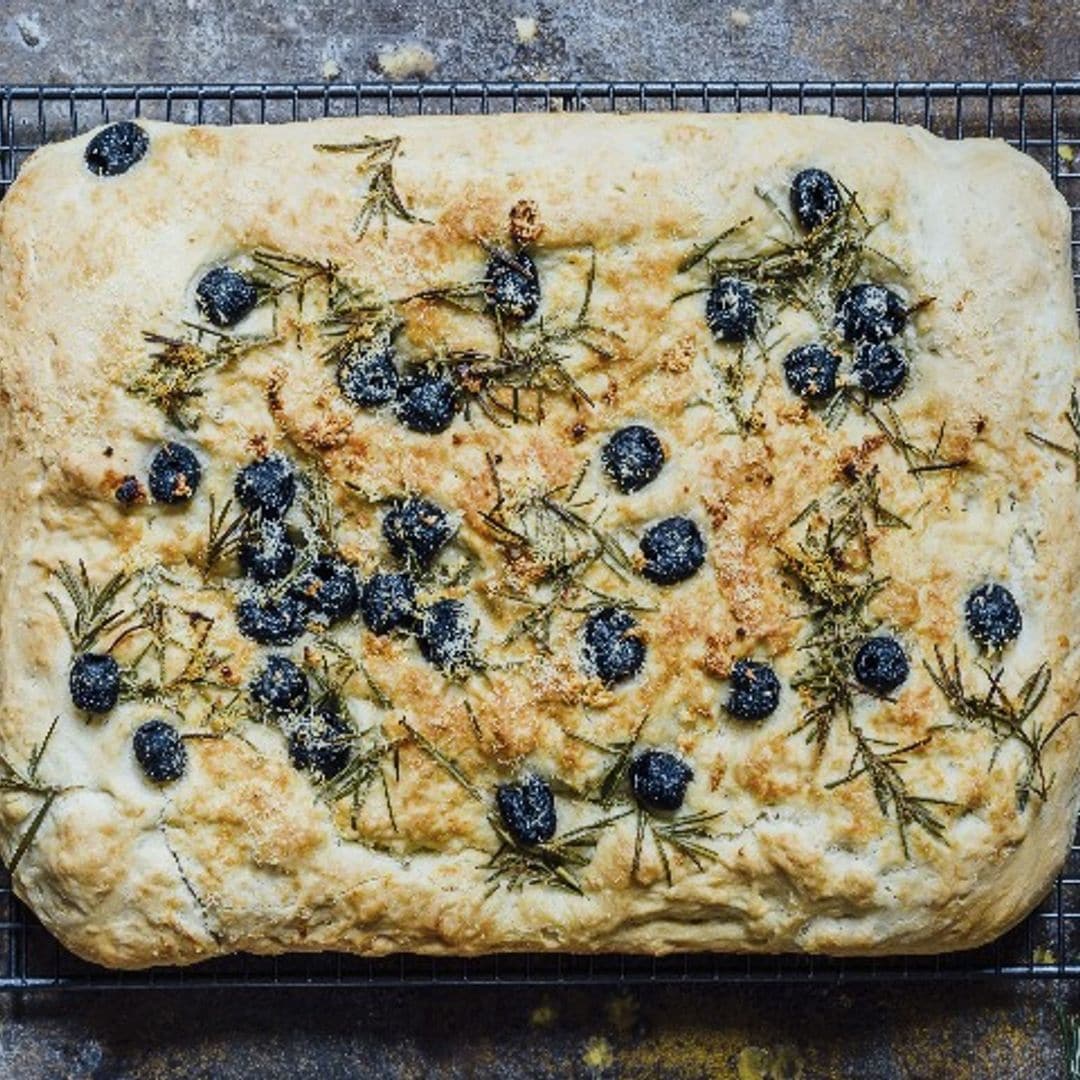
{"left": 835, "top": 283, "right": 907, "bottom": 344}
{"left": 601, "top": 424, "right": 665, "bottom": 494}
{"left": 581, "top": 606, "right": 646, "bottom": 686}
{"left": 783, "top": 343, "right": 842, "bottom": 402}
{"left": 249, "top": 655, "right": 310, "bottom": 713}
{"left": 629, "top": 750, "right": 693, "bottom": 812}
{"left": 84, "top": 121, "right": 149, "bottom": 177}
{"left": 234, "top": 453, "right": 297, "bottom": 519}
{"left": 360, "top": 572, "right": 418, "bottom": 635}
{"left": 724, "top": 659, "right": 782, "bottom": 721}
{"left": 639, "top": 516, "right": 706, "bottom": 585}
{"left": 133, "top": 719, "right": 188, "bottom": 783}
{"left": 495, "top": 773, "right": 557, "bottom": 845}
{"left": 395, "top": 372, "right": 458, "bottom": 434}
{"left": 485, "top": 249, "right": 541, "bottom": 321}
{"left": 235, "top": 593, "right": 308, "bottom": 646}
{"left": 382, "top": 496, "right": 456, "bottom": 568}
{"left": 69, "top": 653, "right": 121, "bottom": 714}
{"left": 338, "top": 341, "right": 400, "bottom": 409}
{"left": 705, "top": 276, "right": 757, "bottom": 342}
{"left": 238, "top": 519, "right": 297, "bottom": 584}
{"left": 790, "top": 167, "right": 842, "bottom": 232}
{"left": 289, "top": 555, "right": 359, "bottom": 626}
{"left": 415, "top": 598, "right": 478, "bottom": 676}
{"left": 195, "top": 266, "right": 259, "bottom": 328}
{"left": 147, "top": 442, "right": 202, "bottom": 505}
{"left": 853, "top": 636, "right": 910, "bottom": 694}
{"left": 965, "top": 583, "right": 1022, "bottom": 650}
{"left": 853, "top": 341, "right": 909, "bottom": 399}
{"left": 287, "top": 700, "right": 352, "bottom": 780}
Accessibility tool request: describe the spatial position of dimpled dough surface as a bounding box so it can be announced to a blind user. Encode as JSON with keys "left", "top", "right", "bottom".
{"left": 0, "top": 114, "right": 1078, "bottom": 969}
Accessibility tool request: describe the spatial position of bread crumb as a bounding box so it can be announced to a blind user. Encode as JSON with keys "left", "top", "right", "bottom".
{"left": 730, "top": 7, "right": 752, "bottom": 27}
{"left": 514, "top": 16, "right": 538, "bottom": 43}
{"left": 582, "top": 1035, "right": 614, "bottom": 1071}
{"left": 1058, "top": 144, "right": 1076, "bottom": 164}
{"left": 530, "top": 1002, "right": 557, "bottom": 1026}
{"left": 377, "top": 42, "right": 436, "bottom": 81}
{"left": 321, "top": 58, "right": 341, "bottom": 82}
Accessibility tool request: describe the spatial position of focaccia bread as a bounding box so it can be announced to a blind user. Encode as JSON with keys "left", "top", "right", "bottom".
{"left": 0, "top": 113, "right": 1077, "bottom": 970}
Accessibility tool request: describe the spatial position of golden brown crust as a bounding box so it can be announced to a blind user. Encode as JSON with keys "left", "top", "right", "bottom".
{"left": 0, "top": 113, "right": 1077, "bottom": 969}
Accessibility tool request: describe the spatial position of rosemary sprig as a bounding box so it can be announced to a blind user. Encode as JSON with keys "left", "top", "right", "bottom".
{"left": 45, "top": 560, "right": 132, "bottom": 653}
{"left": 567, "top": 717, "right": 723, "bottom": 885}
{"left": 321, "top": 727, "right": 400, "bottom": 835}
{"left": 400, "top": 718, "right": 620, "bottom": 894}
{"left": 314, "top": 136, "right": 427, "bottom": 239}
{"left": 1, "top": 716, "right": 61, "bottom": 875}
{"left": 202, "top": 495, "right": 247, "bottom": 575}
{"left": 251, "top": 249, "right": 342, "bottom": 316}
{"left": 925, "top": 645, "right": 1077, "bottom": 811}
{"left": 309, "top": 636, "right": 392, "bottom": 710}
{"left": 399, "top": 718, "right": 483, "bottom": 801}
{"left": 414, "top": 249, "right": 621, "bottom": 425}
{"left": 779, "top": 534, "right": 888, "bottom": 751}
{"left": 825, "top": 723, "right": 951, "bottom": 858}
{"left": 130, "top": 328, "right": 267, "bottom": 430}
{"left": 845, "top": 400, "right": 971, "bottom": 479}
{"left": 676, "top": 185, "right": 885, "bottom": 324}
{"left": 1026, "top": 387, "right": 1080, "bottom": 484}
{"left": 631, "top": 808, "right": 725, "bottom": 886}
{"left": 486, "top": 812, "right": 630, "bottom": 896}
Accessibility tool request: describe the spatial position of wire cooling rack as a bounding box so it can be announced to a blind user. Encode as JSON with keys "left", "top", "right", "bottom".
{"left": 0, "top": 81, "right": 1078, "bottom": 989}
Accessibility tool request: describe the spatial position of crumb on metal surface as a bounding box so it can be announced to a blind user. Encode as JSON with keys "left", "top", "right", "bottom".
{"left": 515, "top": 16, "right": 538, "bottom": 44}
{"left": 320, "top": 57, "right": 341, "bottom": 81}
{"left": 730, "top": 6, "right": 752, "bottom": 27}
{"left": 376, "top": 42, "right": 436, "bottom": 80}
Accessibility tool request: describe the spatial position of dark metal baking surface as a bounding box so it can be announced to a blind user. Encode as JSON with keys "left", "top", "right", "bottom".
{"left": 0, "top": 81, "right": 1077, "bottom": 989}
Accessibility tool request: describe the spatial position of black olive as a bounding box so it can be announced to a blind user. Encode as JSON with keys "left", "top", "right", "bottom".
{"left": 725, "top": 659, "right": 782, "bottom": 721}
{"left": 416, "top": 599, "right": 478, "bottom": 676}
{"left": 790, "top": 168, "right": 842, "bottom": 232}
{"left": 250, "top": 655, "right": 309, "bottom": 713}
{"left": 853, "top": 342, "right": 908, "bottom": 399}
{"left": 69, "top": 653, "right": 121, "bottom": 714}
{"left": 601, "top": 425, "right": 665, "bottom": 494}
{"left": 705, "top": 277, "right": 757, "bottom": 343}
{"left": 382, "top": 496, "right": 455, "bottom": 569}
{"left": 629, "top": 750, "right": 693, "bottom": 812}
{"left": 639, "top": 517, "right": 706, "bottom": 585}
{"left": 495, "top": 773, "right": 556, "bottom": 845}
{"left": 291, "top": 555, "right": 359, "bottom": 626}
{"left": 287, "top": 700, "right": 352, "bottom": 780}
{"left": 238, "top": 519, "right": 297, "bottom": 584}
{"left": 965, "top": 583, "right": 1022, "bottom": 650}
{"left": 395, "top": 373, "right": 457, "bottom": 434}
{"left": 360, "top": 572, "right": 417, "bottom": 635}
{"left": 195, "top": 267, "right": 259, "bottom": 328}
{"left": 338, "top": 342, "right": 400, "bottom": 409}
{"left": 234, "top": 453, "right": 296, "bottom": 519}
{"left": 485, "top": 250, "right": 541, "bottom": 321}
{"left": 235, "top": 594, "right": 307, "bottom": 646}
{"left": 783, "top": 343, "right": 841, "bottom": 402}
{"left": 148, "top": 442, "right": 201, "bottom": 505}
{"left": 133, "top": 719, "right": 187, "bottom": 783}
{"left": 85, "top": 121, "right": 149, "bottom": 177}
{"left": 853, "top": 636, "right": 909, "bottom": 694}
{"left": 582, "top": 606, "right": 646, "bottom": 686}
{"left": 836, "top": 283, "right": 906, "bottom": 344}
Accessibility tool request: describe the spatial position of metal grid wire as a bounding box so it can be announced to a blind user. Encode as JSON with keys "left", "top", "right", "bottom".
{"left": 0, "top": 81, "right": 1078, "bottom": 989}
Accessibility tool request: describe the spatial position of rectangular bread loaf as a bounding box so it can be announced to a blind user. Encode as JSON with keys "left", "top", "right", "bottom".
{"left": 0, "top": 112, "right": 1077, "bottom": 968}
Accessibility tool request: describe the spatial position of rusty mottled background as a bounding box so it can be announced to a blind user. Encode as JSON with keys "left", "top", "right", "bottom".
{"left": 2, "top": 1, "right": 1079, "bottom": 1076}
